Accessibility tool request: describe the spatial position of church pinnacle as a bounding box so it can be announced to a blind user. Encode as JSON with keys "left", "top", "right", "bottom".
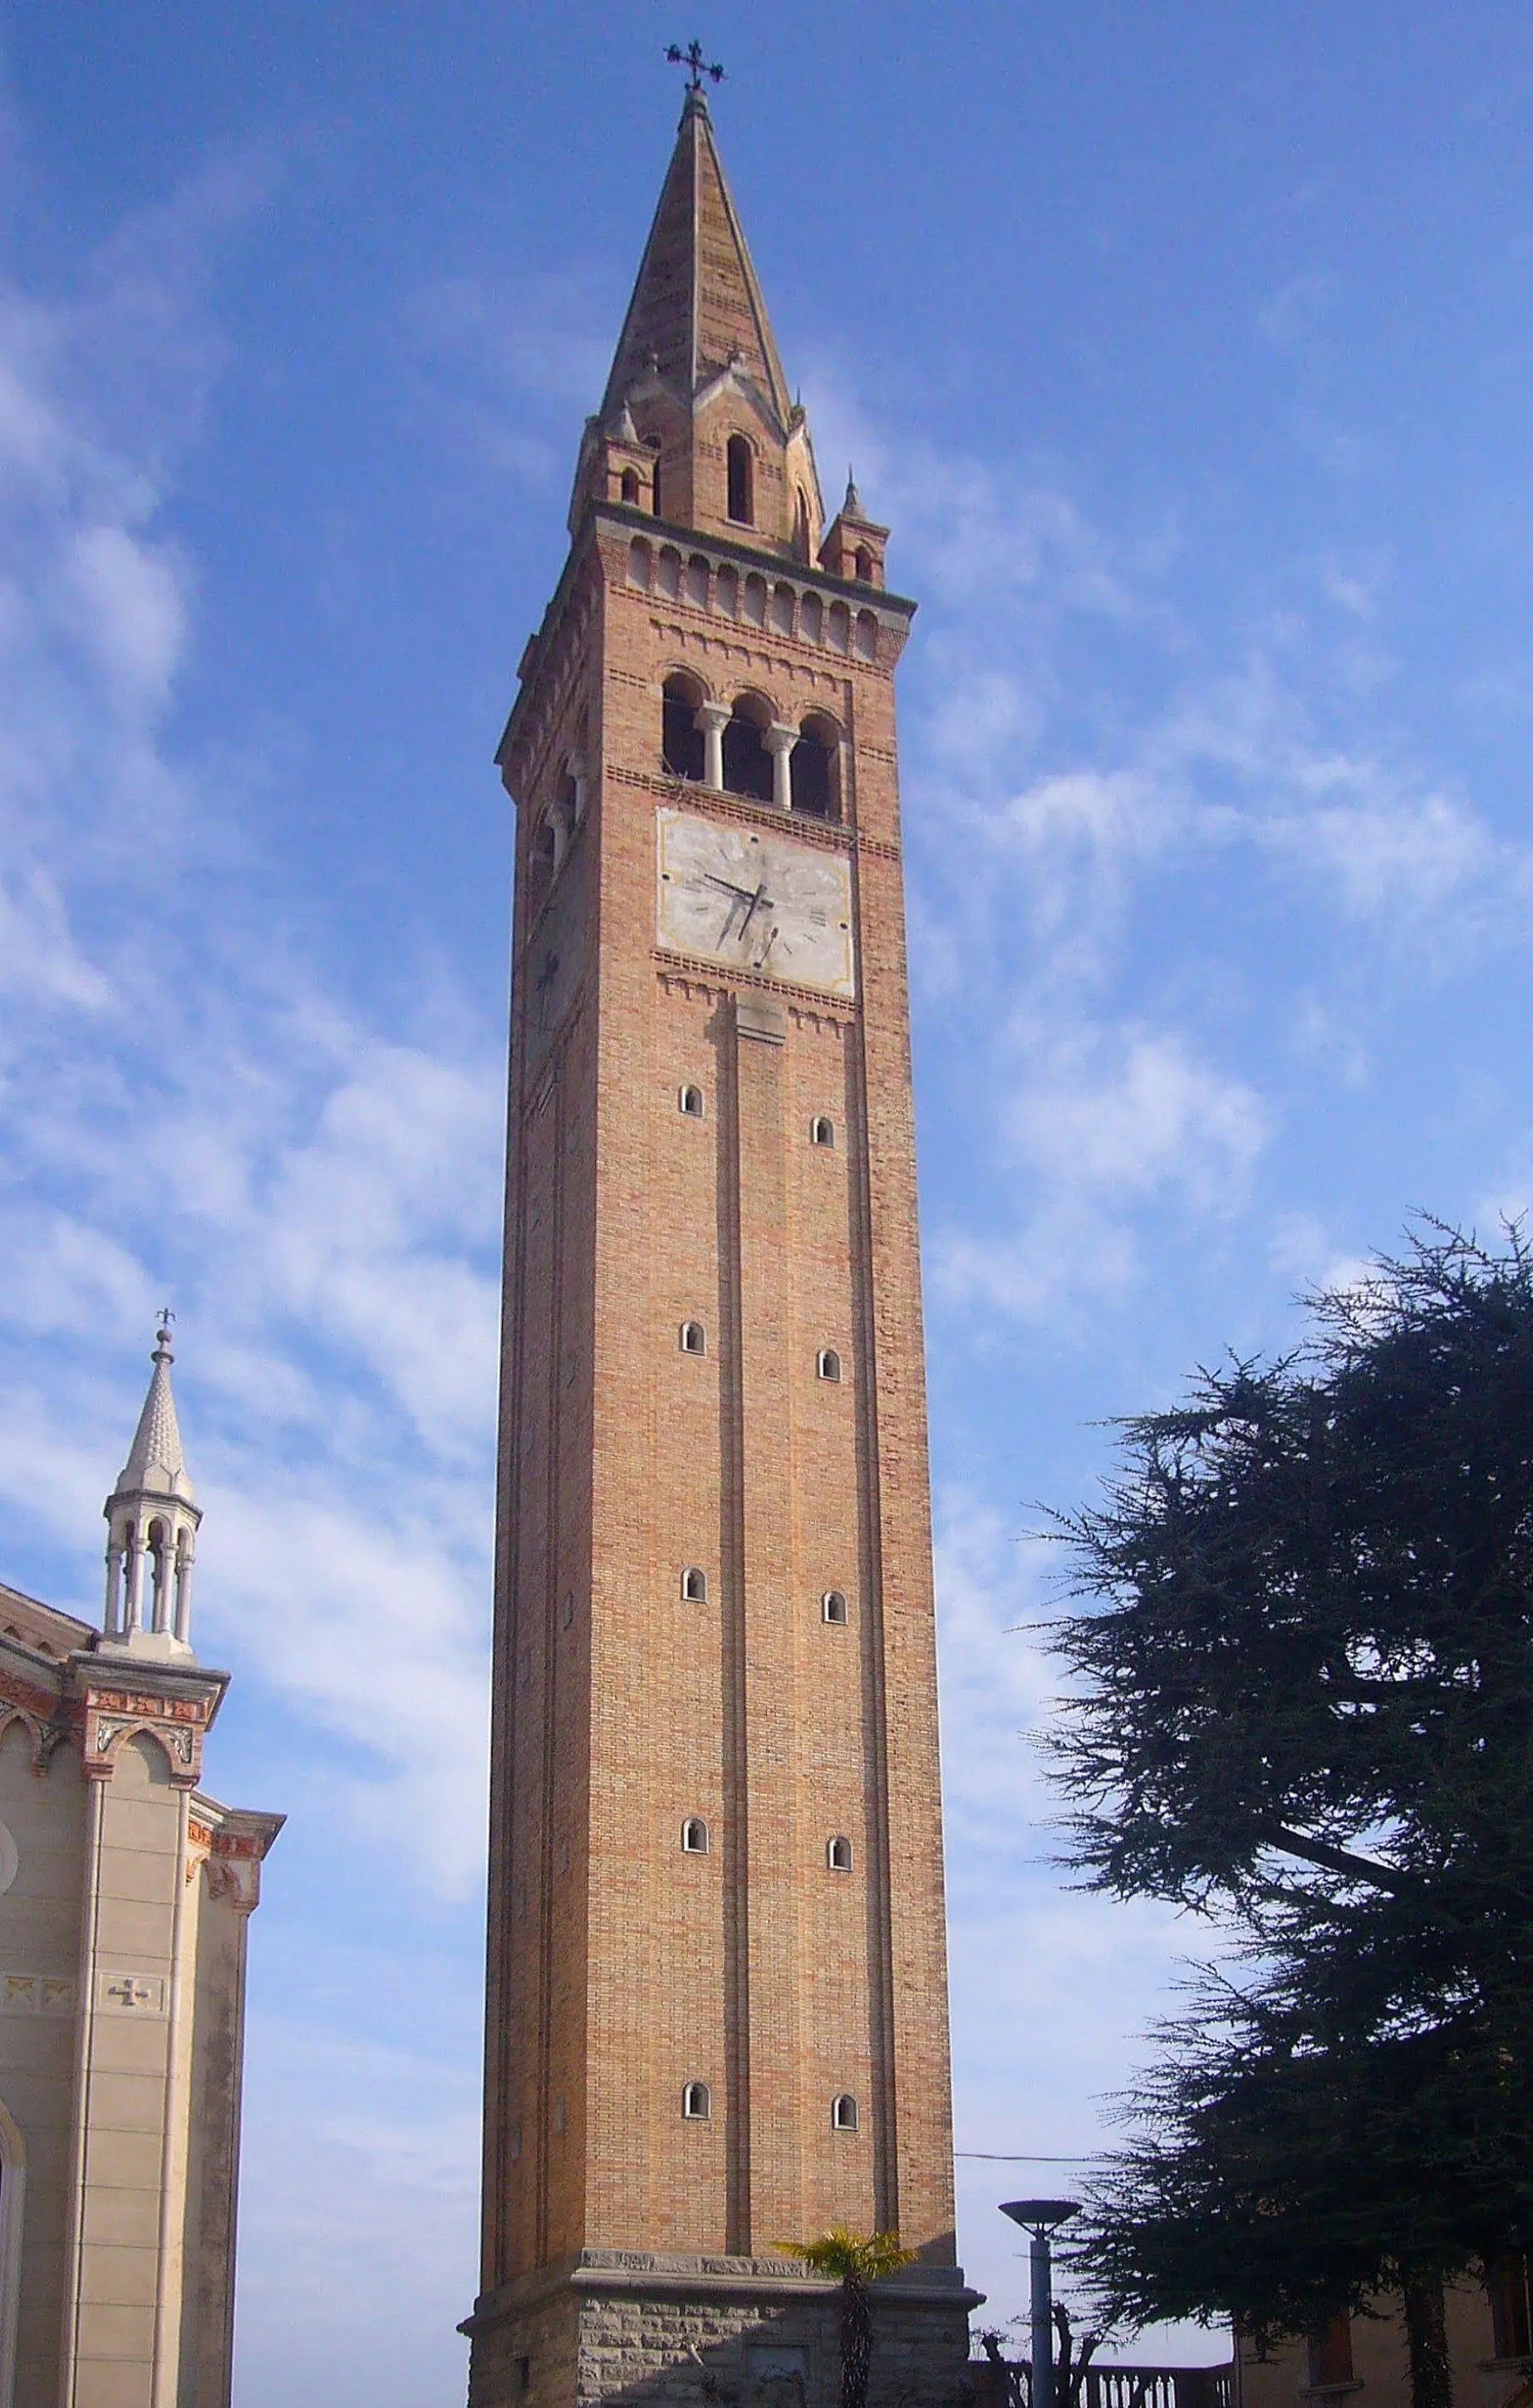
{"left": 101, "top": 1312, "right": 202, "bottom": 1655}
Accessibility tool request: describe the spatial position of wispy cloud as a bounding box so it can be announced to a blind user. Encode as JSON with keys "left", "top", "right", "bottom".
{"left": 794, "top": 366, "right": 1527, "bottom": 1339}
{"left": 0, "top": 132, "right": 499, "bottom": 1891}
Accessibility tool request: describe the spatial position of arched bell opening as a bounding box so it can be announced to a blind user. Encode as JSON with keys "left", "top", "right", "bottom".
{"left": 790, "top": 714, "right": 841, "bottom": 821}
{"left": 661, "top": 674, "right": 706, "bottom": 782}
{"left": 722, "top": 693, "right": 774, "bottom": 805}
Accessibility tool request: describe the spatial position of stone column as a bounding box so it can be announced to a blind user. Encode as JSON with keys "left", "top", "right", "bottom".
{"left": 763, "top": 723, "right": 797, "bottom": 812}
{"left": 103, "top": 1542, "right": 123, "bottom": 1638}
{"left": 696, "top": 702, "right": 730, "bottom": 792}
{"left": 150, "top": 1534, "right": 171, "bottom": 1635}
{"left": 173, "top": 1533, "right": 194, "bottom": 1647}
{"left": 124, "top": 1528, "right": 145, "bottom": 1637}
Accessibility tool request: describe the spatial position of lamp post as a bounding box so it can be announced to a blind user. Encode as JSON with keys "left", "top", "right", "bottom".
{"left": 1000, "top": 2199, "right": 1081, "bottom": 2408}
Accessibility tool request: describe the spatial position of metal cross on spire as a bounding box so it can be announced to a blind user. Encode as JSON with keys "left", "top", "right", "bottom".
{"left": 666, "top": 39, "right": 724, "bottom": 93}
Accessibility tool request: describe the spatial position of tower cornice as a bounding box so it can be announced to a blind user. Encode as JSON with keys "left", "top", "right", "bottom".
{"left": 497, "top": 503, "right": 915, "bottom": 795}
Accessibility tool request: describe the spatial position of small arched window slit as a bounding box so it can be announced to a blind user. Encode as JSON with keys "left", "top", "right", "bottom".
{"left": 828, "top": 1836, "right": 853, "bottom": 1872}
{"left": 683, "top": 2082, "right": 711, "bottom": 2120}
{"left": 822, "top": 1591, "right": 848, "bottom": 1625}
{"left": 679, "top": 1085, "right": 705, "bottom": 1119}
{"left": 811, "top": 1116, "right": 835, "bottom": 1149}
{"left": 621, "top": 468, "right": 641, "bottom": 506}
{"left": 681, "top": 1322, "right": 706, "bottom": 1356}
{"left": 681, "top": 1567, "right": 707, "bottom": 1603}
{"left": 727, "top": 435, "right": 754, "bottom": 526}
{"left": 681, "top": 1817, "right": 710, "bottom": 1854}
{"left": 816, "top": 1348, "right": 842, "bottom": 1382}
{"left": 832, "top": 2094, "right": 859, "bottom": 2133}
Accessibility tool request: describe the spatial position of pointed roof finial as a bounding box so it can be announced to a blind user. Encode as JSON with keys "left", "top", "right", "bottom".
{"left": 115, "top": 1312, "right": 195, "bottom": 1508}
{"left": 844, "top": 466, "right": 862, "bottom": 517}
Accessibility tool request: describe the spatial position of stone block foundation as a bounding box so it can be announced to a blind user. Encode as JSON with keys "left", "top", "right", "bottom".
{"left": 464, "top": 2253, "right": 981, "bottom": 2408}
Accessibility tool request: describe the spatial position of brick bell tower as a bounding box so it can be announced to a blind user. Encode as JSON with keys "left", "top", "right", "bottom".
{"left": 464, "top": 77, "right": 979, "bottom": 2408}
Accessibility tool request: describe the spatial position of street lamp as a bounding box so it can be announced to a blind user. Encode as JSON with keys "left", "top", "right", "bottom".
{"left": 1000, "top": 2199, "right": 1080, "bottom": 2408}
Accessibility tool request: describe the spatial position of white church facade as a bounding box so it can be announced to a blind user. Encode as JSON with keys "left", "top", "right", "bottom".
{"left": 0, "top": 1321, "right": 282, "bottom": 2408}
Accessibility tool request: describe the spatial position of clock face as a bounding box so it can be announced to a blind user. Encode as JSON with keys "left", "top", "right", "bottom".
{"left": 656, "top": 808, "right": 856, "bottom": 998}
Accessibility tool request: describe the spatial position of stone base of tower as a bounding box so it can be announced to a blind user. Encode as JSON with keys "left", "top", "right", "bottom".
{"left": 463, "top": 2253, "right": 983, "bottom": 2408}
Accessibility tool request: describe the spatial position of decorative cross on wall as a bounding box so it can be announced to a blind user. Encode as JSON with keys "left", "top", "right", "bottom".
{"left": 106, "top": 1976, "right": 151, "bottom": 2008}
{"left": 665, "top": 40, "right": 724, "bottom": 92}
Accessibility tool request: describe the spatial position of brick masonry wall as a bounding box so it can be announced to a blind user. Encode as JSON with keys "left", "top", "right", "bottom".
{"left": 477, "top": 471, "right": 965, "bottom": 2386}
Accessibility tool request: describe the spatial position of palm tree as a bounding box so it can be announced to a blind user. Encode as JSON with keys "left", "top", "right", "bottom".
{"left": 778, "top": 2228, "right": 915, "bottom": 2408}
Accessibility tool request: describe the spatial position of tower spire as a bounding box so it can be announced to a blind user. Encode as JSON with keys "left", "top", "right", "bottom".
{"left": 598, "top": 88, "right": 794, "bottom": 439}
{"left": 577, "top": 93, "right": 823, "bottom": 557}
{"left": 101, "top": 1313, "right": 202, "bottom": 1656}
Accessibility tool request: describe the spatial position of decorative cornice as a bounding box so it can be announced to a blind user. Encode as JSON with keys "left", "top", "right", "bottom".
{"left": 74, "top": 1668, "right": 225, "bottom": 1789}
{"left": 462, "top": 2249, "right": 982, "bottom": 2336}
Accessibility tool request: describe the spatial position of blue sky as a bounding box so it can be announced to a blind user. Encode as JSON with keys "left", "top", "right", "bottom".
{"left": 4, "top": 2, "right": 1533, "bottom": 2399}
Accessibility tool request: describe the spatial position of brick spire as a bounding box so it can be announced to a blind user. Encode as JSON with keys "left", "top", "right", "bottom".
{"left": 599, "top": 88, "right": 793, "bottom": 433}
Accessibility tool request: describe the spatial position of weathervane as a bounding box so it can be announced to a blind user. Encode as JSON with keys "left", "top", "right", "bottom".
{"left": 666, "top": 39, "right": 724, "bottom": 93}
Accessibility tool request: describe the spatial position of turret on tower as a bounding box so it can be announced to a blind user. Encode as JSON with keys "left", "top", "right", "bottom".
{"left": 101, "top": 1312, "right": 200, "bottom": 1657}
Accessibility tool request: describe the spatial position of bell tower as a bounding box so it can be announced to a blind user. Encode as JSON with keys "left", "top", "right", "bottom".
{"left": 465, "top": 82, "right": 978, "bottom": 2408}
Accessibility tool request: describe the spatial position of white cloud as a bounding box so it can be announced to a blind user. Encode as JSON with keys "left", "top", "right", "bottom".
{"left": 0, "top": 135, "right": 499, "bottom": 1901}
{"left": 936, "top": 1023, "right": 1268, "bottom": 1326}
{"left": 1260, "top": 786, "right": 1491, "bottom": 917}
{"left": 59, "top": 520, "right": 189, "bottom": 705}
{"left": 1007, "top": 1028, "right": 1267, "bottom": 1206}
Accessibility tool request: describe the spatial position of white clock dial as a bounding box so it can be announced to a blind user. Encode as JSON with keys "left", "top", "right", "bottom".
{"left": 656, "top": 808, "right": 856, "bottom": 998}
